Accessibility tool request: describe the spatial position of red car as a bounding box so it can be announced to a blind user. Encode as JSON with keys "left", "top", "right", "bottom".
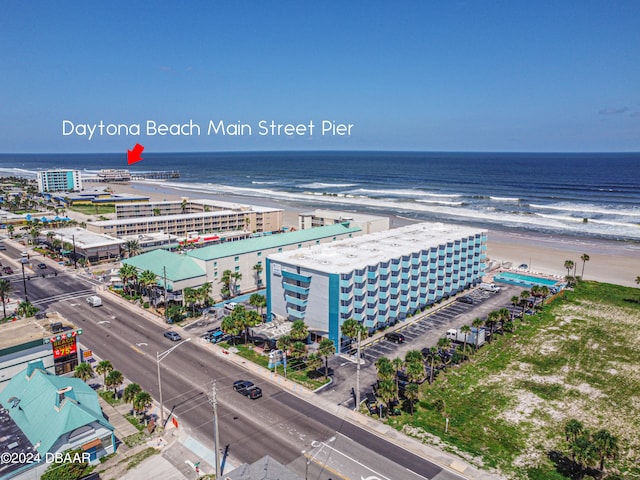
{"left": 2, "top": 267, "right": 13, "bottom": 275}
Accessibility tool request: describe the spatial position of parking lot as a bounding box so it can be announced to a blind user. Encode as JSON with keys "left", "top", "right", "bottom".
{"left": 319, "top": 284, "right": 524, "bottom": 408}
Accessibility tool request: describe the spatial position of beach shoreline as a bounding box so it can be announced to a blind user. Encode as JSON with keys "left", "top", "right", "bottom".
{"left": 102, "top": 180, "right": 640, "bottom": 288}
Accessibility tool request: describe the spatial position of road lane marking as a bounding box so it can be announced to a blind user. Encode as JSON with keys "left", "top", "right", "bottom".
{"left": 130, "top": 345, "right": 146, "bottom": 355}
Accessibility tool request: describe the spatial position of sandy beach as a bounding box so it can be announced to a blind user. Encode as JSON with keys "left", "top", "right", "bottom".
{"left": 96, "top": 180, "right": 640, "bottom": 288}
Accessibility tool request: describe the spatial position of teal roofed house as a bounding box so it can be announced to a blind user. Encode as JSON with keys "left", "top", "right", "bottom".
{"left": 120, "top": 223, "right": 362, "bottom": 304}
{"left": 0, "top": 360, "right": 115, "bottom": 478}
{"left": 122, "top": 248, "right": 207, "bottom": 294}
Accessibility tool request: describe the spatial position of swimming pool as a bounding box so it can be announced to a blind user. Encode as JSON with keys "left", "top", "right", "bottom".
{"left": 493, "top": 271, "right": 559, "bottom": 288}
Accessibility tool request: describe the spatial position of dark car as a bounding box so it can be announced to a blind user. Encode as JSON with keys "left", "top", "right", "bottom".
{"left": 37, "top": 263, "right": 47, "bottom": 269}
{"left": 163, "top": 331, "right": 182, "bottom": 341}
{"left": 364, "top": 392, "right": 379, "bottom": 415}
{"left": 456, "top": 295, "right": 474, "bottom": 304}
{"left": 233, "top": 380, "right": 262, "bottom": 399}
{"left": 384, "top": 332, "right": 405, "bottom": 344}
{"left": 3, "top": 267, "right": 13, "bottom": 275}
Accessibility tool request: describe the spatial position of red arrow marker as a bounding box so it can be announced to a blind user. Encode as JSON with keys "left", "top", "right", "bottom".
{"left": 127, "top": 143, "right": 144, "bottom": 164}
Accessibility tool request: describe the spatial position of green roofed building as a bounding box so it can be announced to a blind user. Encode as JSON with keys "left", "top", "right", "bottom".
{"left": 0, "top": 360, "right": 115, "bottom": 478}
{"left": 121, "top": 223, "right": 361, "bottom": 304}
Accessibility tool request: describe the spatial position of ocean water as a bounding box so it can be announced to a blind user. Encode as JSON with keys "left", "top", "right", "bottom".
{"left": 1, "top": 151, "right": 639, "bottom": 241}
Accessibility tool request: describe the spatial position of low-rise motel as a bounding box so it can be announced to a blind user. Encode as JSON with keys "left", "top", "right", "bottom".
{"left": 122, "top": 222, "right": 362, "bottom": 300}
{"left": 266, "top": 222, "right": 487, "bottom": 351}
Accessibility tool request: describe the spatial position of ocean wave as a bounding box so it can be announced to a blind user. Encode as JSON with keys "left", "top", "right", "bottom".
{"left": 415, "top": 199, "right": 464, "bottom": 206}
{"left": 530, "top": 202, "right": 640, "bottom": 218}
{"left": 353, "top": 188, "right": 462, "bottom": 198}
{"left": 490, "top": 196, "right": 520, "bottom": 202}
{"left": 135, "top": 179, "right": 640, "bottom": 240}
{"left": 251, "top": 181, "right": 279, "bottom": 185}
{"left": 298, "top": 182, "right": 358, "bottom": 189}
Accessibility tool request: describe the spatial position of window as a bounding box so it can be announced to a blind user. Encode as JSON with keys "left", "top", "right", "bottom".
{"left": 298, "top": 244, "right": 302, "bottom": 248}
{"left": 278, "top": 248, "right": 283, "bottom": 253}
{"left": 235, "top": 266, "right": 240, "bottom": 272}
{"left": 257, "top": 252, "right": 262, "bottom": 257}
{"left": 234, "top": 256, "right": 239, "bottom": 262}
{"left": 214, "top": 261, "right": 217, "bottom": 267}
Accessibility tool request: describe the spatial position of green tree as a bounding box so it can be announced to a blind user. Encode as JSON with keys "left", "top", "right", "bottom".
{"left": 306, "top": 352, "right": 322, "bottom": 373}
{"left": 119, "top": 263, "right": 138, "bottom": 295}
{"left": 318, "top": 338, "right": 336, "bottom": 379}
{"left": 220, "top": 270, "right": 233, "bottom": 299}
{"left": 276, "top": 334, "right": 292, "bottom": 353}
{"left": 459, "top": 324, "right": 471, "bottom": 353}
{"left": 341, "top": 318, "right": 367, "bottom": 354}
{"left": 138, "top": 269, "right": 157, "bottom": 297}
{"left": 564, "top": 259, "right": 575, "bottom": 278}
{"left": 375, "top": 356, "right": 395, "bottom": 383}
{"left": 578, "top": 253, "right": 590, "bottom": 280}
{"left": 96, "top": 360, "right": 113, "bottom": 388}
{"left": 565, "top": 419, "right": 584, "bottom": 460}
{"left": 124, "top": 239, "right": 142, "bottom": 258}
{"left": 406, "top": 356, "right": 425, "bottom": 384}
{"left": 290, "top": 320, "right": 309, "bottom": 342}
{"left": 73, "top": 362, "right": 94, "bottom": 382}
{"left": 249, "top": 293, "right": 266, "bottom": 316}
{"left": 391, "top": 357, "right": 404, "bottom": 391}
{"left": 426, "top": 346, "right": 440, "bottom": 384}
{"left": 592, "top": 429, "right": 619, "bottom": 471}
{"left": 7, "top": 225, "right": 14, "bottom": 238}
{"left": 17, "top": 301, "right": 38, "bottom": 318}
{"left": 198, "top": 282, "right": 212, "bottom": 306}
{"left": 253, "top": 262, "right": 263, "bottom": 286}
{"left": 184, "top": 287, "right": 198, "bottom": 316}
{"left": 0, "top": 279, "right": 13, "bottom": 319}
{"left": 133, "top": 391, "right": 153, "bottom": 418}
{"left": 472, "top": 318, "right": 485, "bottom": 350}
{"left": 376, "top": 379, "right": 397, "bottom": 418}
{"left": 231, "top": 271, "right": 242, "bottom": 295}
{"left": 221, "top": 315, "right": 242, "bottom": 345}
{"left": 404, "top": 382, "right": 420, "bottom": 415}
{"left": 519, "top": 290, "right": 531, "bottom": 318}
{"left": 123, "top": 383, "right": 142, "bottom": 411}
{"left": 105, "top": 370, "right": 124, "bottom": 397}
{"left": 289, "top": 341, "right": 307, "bottom": 361}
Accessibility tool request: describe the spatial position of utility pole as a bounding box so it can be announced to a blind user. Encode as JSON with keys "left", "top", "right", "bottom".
{"left": 355, "top": 329, "right": 361, "bottom": 410}
{"left": 163, "top": 266, "right": 168, "bottom": 323}
{"left": 207, "top": 381, "right": 221, "bottom": 478}
{"left": 72, "top": 234, "right": 77, "bottom": 270}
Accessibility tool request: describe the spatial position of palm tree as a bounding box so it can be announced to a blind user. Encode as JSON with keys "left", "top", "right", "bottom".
{"left": 572, "top": 434, "right": 597, "bottom": 470}
{"left": 231, "top": 271, "right": 242, "bottom": 295}
{"left": 119, "top": 264, "right": 138, "bottom": 295}
{"left": 276, "top": 334, "right": 292, "bottom": 353}
{"left": 152, "top": 208, "right": 161, "bottom": 217}
{"left": 253, "top": 263, "right": 263, "bottom": 286}
{"left": 318, "top": 338, "right": 336, "bottom": 379}
{"left": 124, "top": 239, "right": 141, "bottom": 258}
{"left": 510, "top": 295, "right": 520, "bottom": 319}
{"left": 426, "top": 346, "right": 440, "bottom": 384}
{"left": 96, "top": 360, "right": 113, "bottom": 388}
{"left": 391, "top": 357, "right": 404, "bottom": 391}
{"left": 306, "top": 353, "right": 322, "bottom": 373}
{"left": 459, "top": 324, "right": 471, "bottom": 353}
{"left": 520, "top": 290, "right": 531, "bottom": 318}
{"left": 184, "top": 287, "right": 198, "bottom": 316}
{"left": 404, "top": 382, "right": 420, "bottom": 415}
{"left": 180, "top": 198, "right": 188, "bottom": 214}
{"left": 7, "top": 225, "right": 14, "bottom": 238}
{"left": 220, "top": 270, "right": 233, "bottom": 299}
{"left": 290, "top": 320, "right": 309, "bottom": 342}
{"left": 123, "top": 383, "right": 142, "bottom": 411}
{"left": 0, "top": 279, "right": 13, "bottom": 319}
{"left": 289, "top": 341, "right": 307, "bottom": 362}
{"left": 341, "top": 318, "right": 367, "bottom": 354}
{"left": 580, "top": 253, "right": 590, "bottom": 280}
{"left": 198, "top": 282, "right": 212, "bottom": 307}
{"left": 105, "top": 370, "right": 124, "bottom": 397}
{"left": 471, "top": 318, "right": 485, "bottom": 350}
{"left": 375, "top": 356, "right": 395, "bottom": 382}
{"left": 376, "top": 379, "right": 397, "bottom": 419}
{"left": 564, "top": 260, "right": 575, "bottom": 279}
{"left": 249, "top": 293, "right": 266, "bottom": 317}
{"left": 133, "top": 391, "right": 153, "bottom": 419}
{"left": 486, "top": 311, "right": 500, "bottom": 343}
{"left": 138, "top": 269, "right": 158, "bottom": 297}
{"left": 73, "top": 362, "right": 94, "bottom": 382}
{"left": 221, "top": 315, "right": 242, "bottom": 345}
{"left": 406, "top": 356, "right": 425, "bottom": 384}
{"left": 592, "top": 429, "right": 619, "bottom": 471}
{"left": 245, "top": 310, "right": 262, "bottom": 342}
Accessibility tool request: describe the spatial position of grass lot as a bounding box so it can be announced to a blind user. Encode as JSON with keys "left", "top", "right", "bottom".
{"left": 68, "top": 203, "right": 115, "bottom": 215}
{"left": 232, "top": 343, "right": 331, "bottom": 390}
{"left": 386, "top": 282, "right": 640, "bottom": 480}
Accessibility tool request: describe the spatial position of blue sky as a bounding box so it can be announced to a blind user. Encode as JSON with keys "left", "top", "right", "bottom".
{"left": 1, "top": 1, "right": 639, "bottom": 153}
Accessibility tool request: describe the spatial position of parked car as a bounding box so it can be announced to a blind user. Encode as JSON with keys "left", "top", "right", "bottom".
{"left": 37, "top": 263, "right": 47, "bottom": 269}
{"left": 456, "top": 295, "right": 474, "bottom": 304}
{"left": 3, "top": 267, "right": 13, "bottom": 274}
{"left": 364, "top": 392, "right": 379, "bottom": 415}
{"left": 0, "top": 244, "right": 6, "bottom": 250}
{"left": 233, "top": 380, "right": 262, "bottom": 399}
{"left": 163, "top": 331, "right": 182, "bottom": 341}
{"left": 384, "top": 332, "right": 405, "bottom": 344}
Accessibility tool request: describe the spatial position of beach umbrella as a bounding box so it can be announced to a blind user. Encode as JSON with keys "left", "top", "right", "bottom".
{"left": 41, "top": 217, "right": 48, "bottom": 222}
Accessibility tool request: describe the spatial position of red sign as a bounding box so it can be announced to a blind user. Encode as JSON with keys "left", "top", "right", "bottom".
{"left": 52, "top": 336, "right": 77, "bottom": 359}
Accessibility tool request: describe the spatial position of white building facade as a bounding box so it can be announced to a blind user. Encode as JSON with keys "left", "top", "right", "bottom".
{"left": 267, "top": 223, "right": 487, "bottom": 350}
{"left": 36, "top": 169, "right": 82, "bottom": 193}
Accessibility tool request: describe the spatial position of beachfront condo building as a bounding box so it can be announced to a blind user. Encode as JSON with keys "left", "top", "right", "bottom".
{"left": 87, "top": 205, "right": 282, "bottom": 238}
{"left": 36, "top": 169, "right": 82, "bottom": 193}
{"left": 266, "top": 222, "right": 487, "bottom": 350}
{"left": 298, "top": 209, "right": 390, "bottom": 234}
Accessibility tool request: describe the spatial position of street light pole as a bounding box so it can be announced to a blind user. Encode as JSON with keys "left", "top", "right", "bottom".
{"left": 156, "top": 338, "right": 191, "bottom": 427}
{"left": 21, "top": 261, "right": 28, "bottom": 302}
{"left": 303, "top": 436, "right": 336, "bottom": 480}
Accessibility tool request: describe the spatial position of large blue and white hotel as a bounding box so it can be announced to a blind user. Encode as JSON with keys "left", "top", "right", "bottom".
{"left": 266, "top": 222, "right": 487, "bottom": 351}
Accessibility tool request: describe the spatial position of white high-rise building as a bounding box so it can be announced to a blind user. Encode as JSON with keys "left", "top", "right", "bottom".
{"left": 36, "top": 169, "right": 82, "bottom": 193}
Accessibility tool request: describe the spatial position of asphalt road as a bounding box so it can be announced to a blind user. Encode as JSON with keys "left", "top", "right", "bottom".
{"left": 2, "top": 242, "right": 468, "bottom": 480}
